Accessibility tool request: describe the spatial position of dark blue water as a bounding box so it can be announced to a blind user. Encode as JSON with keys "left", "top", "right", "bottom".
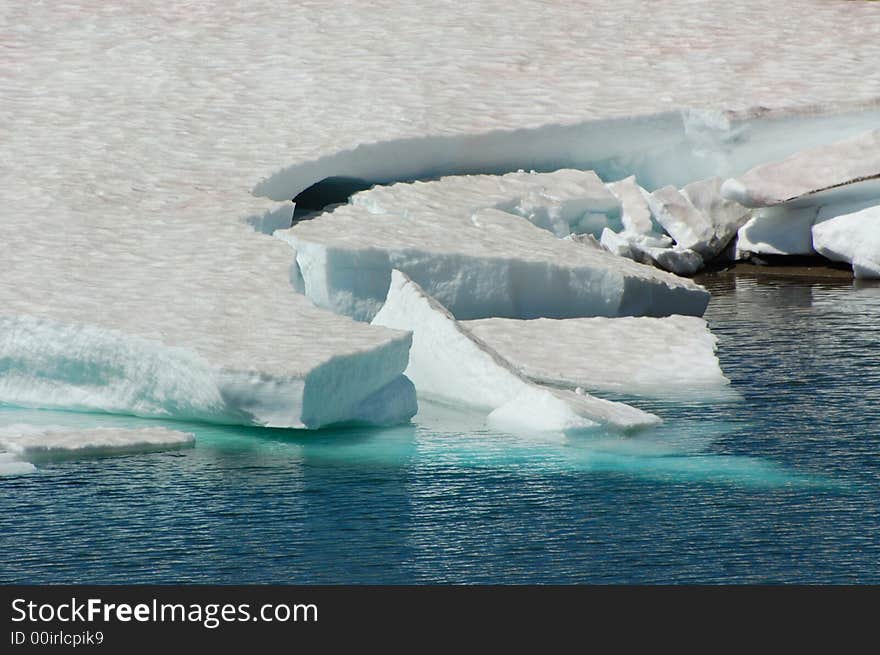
{"left": 2, "top": 274, "right": 879, "bottom": 583}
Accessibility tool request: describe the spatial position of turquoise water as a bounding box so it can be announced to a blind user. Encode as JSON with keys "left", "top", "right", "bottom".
{"left": 2, "top": 274, "right": 879, "bottom": 583}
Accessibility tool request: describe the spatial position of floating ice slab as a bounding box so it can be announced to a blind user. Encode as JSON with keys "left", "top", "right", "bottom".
{"left": 0, "top": 424, "right": 194, "bottom": 463}
{"left": 0, "top": 307, "right": 416, "bottom": 430}
{"left": 0, "top": 453, "right": 36, "bottom": 476}
{"left": 279, "top": 174, "right": 709, "bottom": 322}
{"left": 812, "top": 205, "right": 880, "bottom": 278}
{"left": 721, "top": 130, "right": 880, "bottom": 208}
{"left": 371, "top": 270, "right": 659, "bottom": 432}
{"left": 463, "top": 315, "right": 732, "bottom": 400}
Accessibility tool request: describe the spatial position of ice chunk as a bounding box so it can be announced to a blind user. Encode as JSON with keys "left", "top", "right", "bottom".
{"left": 600, "top": 228, "right": 701, "bottom": 276}
{"left": 0, "top": 424, "right": 194, "bottom": 463}
{"left": 649, "top": 247, "right": 705, "bottom": 276}
{"left": 0, "top": 453, "right": 36, "bottom": 476}
{"left": 371, "top": 270, "right": 660, "bottom": 432}
{"left": 462, "top": 315, "right": 732, "bottom": 400}
{"left": 645, "top": 185, "right": 716, "bottom": 256}
{"left": 721, "top": 129, "right": 880, "bottom": 207}
{"left": 607, "top": 176, "right": 656, "bottom": 236}
{"left": 279, "top": 178, "right": 709, "bottom": 322}
{"left": 0, "top": 314, "right": 415, "bottom": 430}
{"left": 735, "top": 206, "right": 820, "bottom": 257}
{"left": 812, "top": 205, "right": 880, "bottom": 278}
{"left": 680, "top": 177, "right": 751, "bottom": 250}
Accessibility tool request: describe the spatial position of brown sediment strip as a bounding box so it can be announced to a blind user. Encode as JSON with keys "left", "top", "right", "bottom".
{"left": 697, "top": 260, "right": 854, "bottom": 282}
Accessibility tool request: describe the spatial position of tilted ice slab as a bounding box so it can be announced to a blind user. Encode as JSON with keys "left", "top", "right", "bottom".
{"left": 352, "top": 169, "right": 621, "bottom": 238}
{"left": 721, "top": 130, "right": 880, "bottom": 208}
{"left": 278, "top": 173, "right": 709, "bottom": 322}
{"left": 0, "top": 424, "right": 194, "bottom": 464}
{"left": 812, "top": 205, "right": 880, "bottom": 278}
{"left": 371, "top": 271, "right": 659, "bottom": 433}
{"left": 463, "top": 316, "right": 733, "bottom": 401}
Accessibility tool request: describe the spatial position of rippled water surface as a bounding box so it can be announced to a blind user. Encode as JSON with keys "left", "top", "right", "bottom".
{"left": 2, "top": 273, "right": 879, "bottom": 583}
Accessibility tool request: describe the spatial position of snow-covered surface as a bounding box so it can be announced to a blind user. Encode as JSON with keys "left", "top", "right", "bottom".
{"left": 722, "top": 130, "right": 880, "bottom": 207}
{"left": 463, "top": 316, "right": 732, "bottom": 401}
{"left": 2, "top": 2, "right": 880, "bottom": 430}
{"left": 353, "top": 168, "right": 621, "bottom": 238}
{"left": 813, "top": 205, "right": 880, "bottom": 278}
{"left": 372, "top": 271, "right": 659, "bottom": 432}
{"left": 0, "top": 424, "right": 194, "bottom": 465}
{"left": 279, "top": 174, "right": 709, "bottom": 321}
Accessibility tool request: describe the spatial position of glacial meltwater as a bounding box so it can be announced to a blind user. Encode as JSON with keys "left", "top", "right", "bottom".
{"left": 2, "top": 273, "right": 879, "bottom": 583}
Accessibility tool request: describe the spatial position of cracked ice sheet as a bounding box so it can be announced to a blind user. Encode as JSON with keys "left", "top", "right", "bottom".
{"left": 463, "top": 316, "right": 734, "bottom": 402}
{"left": 1, "top": 2, "right": 879, "bottom": 426}
{"left": 279, "top": 172, "right": 708, "bottom": 321}
{"left": 0, "top": 424, "right": 194, "bottom": 466}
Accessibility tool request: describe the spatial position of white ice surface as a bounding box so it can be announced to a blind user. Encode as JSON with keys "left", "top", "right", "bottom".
{"left": 0, "top": 424, "right": 194, "bottom": 464}
{"left": 279, "top": 174, "right": 709, "bottom": 322}
{"left": 812, "top": 205, "right": 880, "bottom": 278}
{"left": 353, "top": 169, "right": 621, "bottom": 238}
{"left": 607, "top": 176, "right": 657, "bottom": 236}
{"left": 3, "top": 2, "right": 880, "bottom": 427}
{"left": 735, "top": 206, "right": 820, "bottom": 257}
{"left": 722, "top": 130, "right": 880, "bottom": 207}
{"left": 0, "top": 453, "right": 36, "bottom": 477}
{"left": 371, "top": 270, "right": 659, "bottom": 432}
{"left": 463, "top": 316, "right": 732, "bottom": 401}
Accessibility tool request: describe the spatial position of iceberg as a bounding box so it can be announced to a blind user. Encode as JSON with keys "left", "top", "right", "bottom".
{"left": 463, "top": 315, "right": 732, "bottom": 401}
{"left": 0, "top": 424, "right": 194, "bottom": 464}
{"left": 278, "top": 172, "right": 710, "bottom": 322}
{"left": 812, "top": 205, "right": 880, "bottom": 278}
{"left": 371, "top": 270, "right": 660, "bottom": 432}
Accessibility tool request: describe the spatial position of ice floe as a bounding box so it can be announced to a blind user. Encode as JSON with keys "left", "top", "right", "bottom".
{"left": 0, "top": 310, "right": 416, "bottom": 430}
{"left": 371, "top": 270, "right": 660, "bottom": 432}
{"left": 463, "top": 315, "right": 732, "bottom": 400}
{"left": 0, "top": 424, "right": 194, "bottom": 469}
{"left": 278, "top": 172, "right": 709, "bottom": 322}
